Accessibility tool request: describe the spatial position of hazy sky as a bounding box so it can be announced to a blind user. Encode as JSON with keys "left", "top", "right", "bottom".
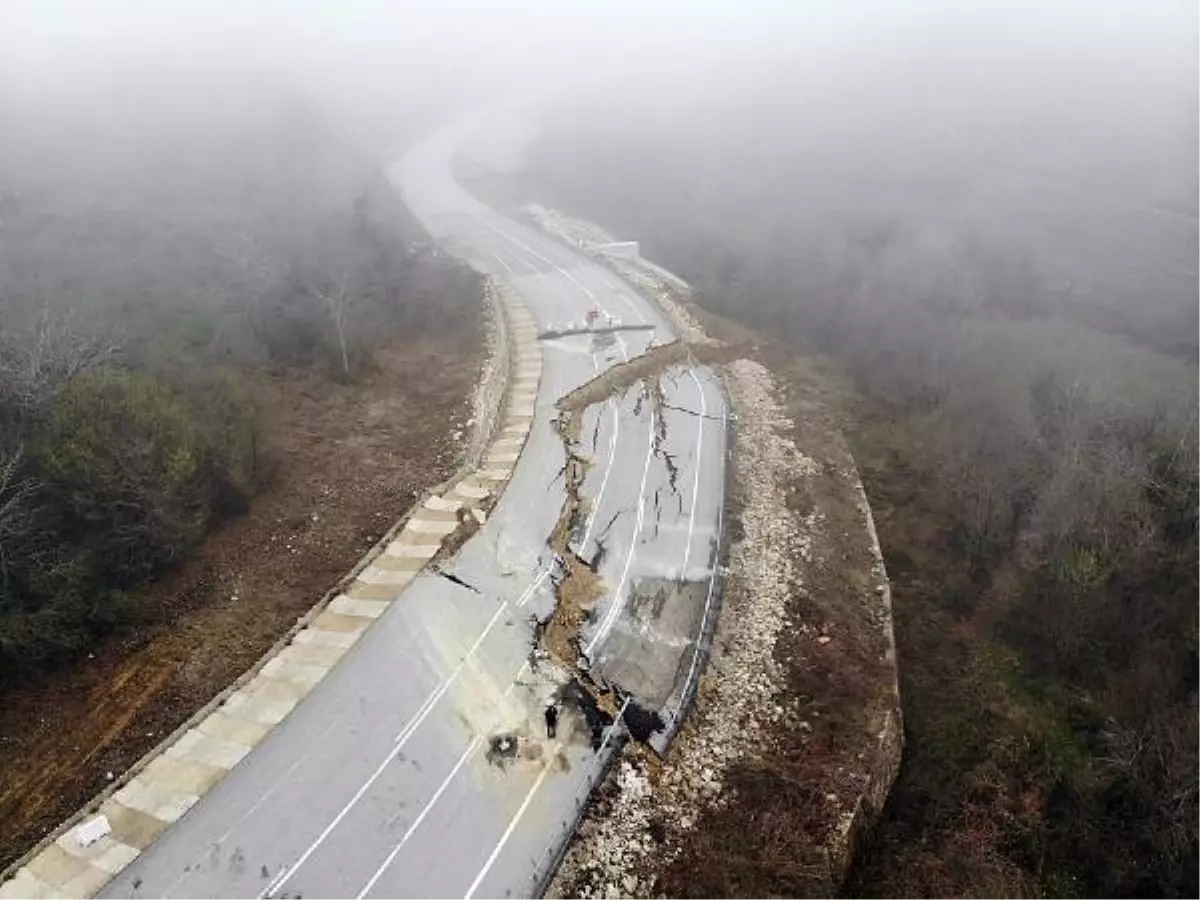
{"left": 5, "top": 2, "right": 1194, "bottom": 98}
{"left": 2, "top": 1, "right": 1195, "bottom": 165}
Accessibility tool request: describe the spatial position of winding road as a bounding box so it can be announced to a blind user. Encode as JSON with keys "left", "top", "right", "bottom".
{"left": 100, "top": 112, "right": 727, "bottom": 899}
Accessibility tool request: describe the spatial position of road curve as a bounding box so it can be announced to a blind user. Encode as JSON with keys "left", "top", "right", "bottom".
{"left": 97, "top": 112, "right": 727, "bottom": 899}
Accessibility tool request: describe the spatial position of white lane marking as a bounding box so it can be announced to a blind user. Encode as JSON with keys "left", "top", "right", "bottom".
{"left": 463, "top": 762, "right": 552, "bottom": 900}
{"left": 679, "top": 367, "right": 709, "bottom": 580}
{"left": 516, "top": 566, "right": 552, "bottom": 608}
{"left": 484, "top": 219, "right": 645, "bottom": 383}
{"left": 496, "top": 234, "right": 614, "bottom": 321}
{"left": 479, "top": 217, "right": 599, "bottom": 305}
{"left": 670, "top": 398, "right": 729, "bottom": 724}
{"left": 356, "top": 735, "right": 482, "bottom": 899}
{"left": 356, "top": 660, "right": 533, "bottom": 898}
{"left": 584, "top": 408, "right": 657, "bottom": 658}
{"left": 516, "top": 262, "right": 631, "bottom": 561}
{"left": 464, "top": 696, "right": 632, "bottom": 900}
{"left": 577, "top": 349, "right": 621, "bottom": 552}
{"left": 160, "top": 716, "right": 343, "bottom": 898}
{"left": 260, "top": 599, "right": 513, "bottom": 898}
{"left": 308, "top": 206, "right": 705, "bottom": 900}
{"left": 491, "top": 251, "right": 514, "bottom": 274}
{"left": 579, "top": 400, "right": 621, "bottom": 551}
{"left": 479, "top": 215, "right": 642, "bottom": 364}
{"left": 504, "top": 224, "right": 648, "bottom": 331}
{"left": 590, "top": 266, "right": 650, "bottom": 327}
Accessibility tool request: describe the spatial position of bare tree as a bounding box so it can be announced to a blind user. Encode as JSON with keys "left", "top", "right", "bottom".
{"left": 0, "top": 446, "right": 37, "bottom": 592}
{"left": 0, "top": 304, "right": 121, "bottom": 415}
{"left": 312, "top": 272, "right": 353, "bottom": 377}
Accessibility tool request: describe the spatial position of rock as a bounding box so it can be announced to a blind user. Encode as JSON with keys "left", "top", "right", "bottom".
{"left": 817, "top": 634, "right": 832, "bottom": 645}
{"left": 74, "top": 814, "right": 111, "bottom": 847}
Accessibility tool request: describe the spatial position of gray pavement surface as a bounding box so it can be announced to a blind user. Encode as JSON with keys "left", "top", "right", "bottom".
{"left": 101, "top": 111, "right": 726, "bottom": 899}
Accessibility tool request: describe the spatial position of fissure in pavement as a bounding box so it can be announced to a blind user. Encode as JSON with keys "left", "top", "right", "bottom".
{"left": 536, "top": 339, "right": 740, "bottom": 751}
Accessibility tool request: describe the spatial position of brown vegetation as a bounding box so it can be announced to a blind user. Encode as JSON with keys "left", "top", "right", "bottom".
{"left": 0, "top": 83, "right": 486, "bottom": 870}
{"left": 0, "top": 329, "right": 481, "bottom": 872}
{"left": 520, "top": 80, "right": 1198, "bottom": 896}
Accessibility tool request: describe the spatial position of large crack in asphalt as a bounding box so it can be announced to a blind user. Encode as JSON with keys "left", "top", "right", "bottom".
{"left": 535, "top": 339, "right": 742, "bottom": 751}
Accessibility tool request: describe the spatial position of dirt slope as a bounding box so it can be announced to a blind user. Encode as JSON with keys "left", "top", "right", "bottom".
{"left": 0, "top": 327, "right": 481, "bottom": 872}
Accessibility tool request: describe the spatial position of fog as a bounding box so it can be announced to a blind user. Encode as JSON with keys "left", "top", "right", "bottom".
{"left": 1, "top": 0, "right": 1193, "bottom": 371}
{"left": 0, "top": 3, "right": 1196, "bottom": 895}
{"left": 3, "top": 1, "right": 1194, "bottom": 191}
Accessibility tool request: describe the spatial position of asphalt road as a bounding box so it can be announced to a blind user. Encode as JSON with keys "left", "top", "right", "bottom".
{"left": 102, "top": 112, "right": 726, "bottom": 899}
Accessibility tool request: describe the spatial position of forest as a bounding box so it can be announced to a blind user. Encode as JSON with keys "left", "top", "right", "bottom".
{"left": 524, "top": 38, "right": 1198, "bottom": 896}
{"left": 0, "top": 69, "right": 478, "bottom": 678}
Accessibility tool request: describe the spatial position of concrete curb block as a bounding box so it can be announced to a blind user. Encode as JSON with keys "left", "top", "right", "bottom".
{"left": 0, "top": 278, "right": 543, "bottom": 899}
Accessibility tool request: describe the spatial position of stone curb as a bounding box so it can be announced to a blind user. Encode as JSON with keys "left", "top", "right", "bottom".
{"left": 0, "top": 281, "right": 542, "bottom": 900}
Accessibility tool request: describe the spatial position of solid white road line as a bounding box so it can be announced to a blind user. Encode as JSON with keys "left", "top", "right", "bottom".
{"left": 516, "top": 566, "right": 552, "bottom": 608}
{"left": 479, "top": 217, "right": 598, "bottom": 303}
{"left": 679, "top": 367, "right": 709, "bottom": 580}
{"left": 584, "top": 408, "right": 657, "bottom": 658}
{"left": 465, "top": 696, "right": 633, "bottom": 900}
{"left": 357, "top": 660, "right": 533, "bottom": 898}
{"left": 463, "top": 763, "right": 552, "bottom": 900}
{"left": 480, "top": 213, "right": 641, "bottom": 371}
{"left": 326, "top": 198, "right": 702, "bottom": 900}
{"left": 261, "top": 599, "right": 513, "bottom": 898}
{"left": 356, "top": 735, "right": 483, "bottom": 899}
{"left": 491, "top": 232, "right": 623, "bottom": 345}
{"left": 590, "top": 267, "right": 650, "bottom": 327}
{"left": 491, "top": 239, "right": 633, "bottom": 563}
{"left": 160, "top": 716, "right": 344, "bottom": 897}
{"left": 670, "top": 401, "right": 729, "bottom": 725}
{"left": 579, "top": 400, "right": 621, "bottom": 551}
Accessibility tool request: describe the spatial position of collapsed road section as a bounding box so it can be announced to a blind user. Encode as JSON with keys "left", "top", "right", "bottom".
{"left": 534, "top": 339, "right": 739, "bottom": 754}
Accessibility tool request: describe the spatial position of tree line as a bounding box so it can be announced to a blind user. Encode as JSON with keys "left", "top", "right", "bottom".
{"left": 525, "top": 78, "right": 1198, "bottom": 896}
{"left": 0, "top": 79, "right": 478, "bottom": 678}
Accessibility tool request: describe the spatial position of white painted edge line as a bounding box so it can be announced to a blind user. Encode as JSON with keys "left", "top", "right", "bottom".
{"left": 584, "top": 409, "right": 657, "bottom": 658}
